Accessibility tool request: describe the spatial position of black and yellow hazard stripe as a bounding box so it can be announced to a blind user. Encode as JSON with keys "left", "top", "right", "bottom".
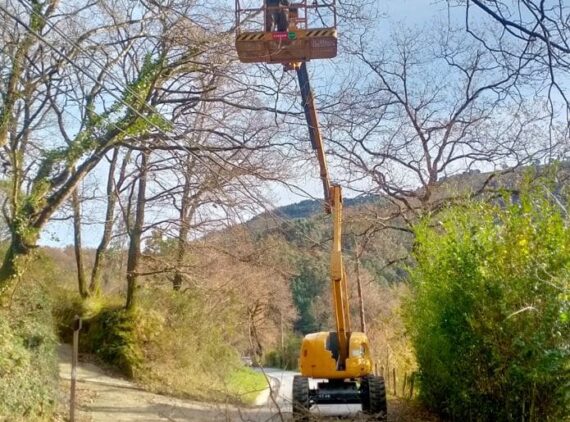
{"left": 237, "top": 32, "right": 265, "bottom": 42}
{"left": 305, "top": 28, "right": 336, "bottom": 38}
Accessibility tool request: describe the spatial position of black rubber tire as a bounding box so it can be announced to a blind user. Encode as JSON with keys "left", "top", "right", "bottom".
{"left": 361, "top": 375, "right": 387, "bottom": 421}
{"left": 361, "top": 376, "right": 371, "bottom": 413}
{"left": 292, "top": 375, "right": 310, "bottom": 421}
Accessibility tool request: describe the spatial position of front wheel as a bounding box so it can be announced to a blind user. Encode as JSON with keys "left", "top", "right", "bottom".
{"left": 292, "top": 375, "right": 310, "bottom": 421}
{"left": 361, "top": 375, "right": 387, "bottom": 421}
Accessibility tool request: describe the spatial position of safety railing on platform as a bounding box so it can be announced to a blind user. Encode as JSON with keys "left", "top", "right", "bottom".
{"left": 235, "top": 0, "right": 337, "bottom": 33}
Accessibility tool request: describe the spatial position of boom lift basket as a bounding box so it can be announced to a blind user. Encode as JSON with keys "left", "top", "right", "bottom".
{"left": 235, "top": 0, "right": 338, "bottom": 64}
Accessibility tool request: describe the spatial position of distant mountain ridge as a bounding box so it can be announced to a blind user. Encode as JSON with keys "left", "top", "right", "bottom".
{"left": 253, "top": 194, "right": 380, "bottom": 222}
{"left": 246, "top": 162, "right": 570, "bottom": 232}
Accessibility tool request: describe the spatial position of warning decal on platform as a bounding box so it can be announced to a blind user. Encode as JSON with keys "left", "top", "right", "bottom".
{"left": 272, "top": 32, "right": 289, "bottom": 41}
{"left": 237, "top": 33, "right": 265, "bottom": 41}
{"left": 306, "top": 29, "right": 337, "bottom": 37}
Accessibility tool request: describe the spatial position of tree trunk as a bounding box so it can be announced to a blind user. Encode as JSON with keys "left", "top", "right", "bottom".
{"left": 0, "top": 232, "right": 33, "bottom": 298}
{"left": 125, "top": 150, "right": 148, "bottom": 310}
{"left": 354, "top": 241, "right": 367, "bottom": 334}
{"left": 90, "top": 148, "right": 121, "bottom": 295}
{"left": 248, "top": 304, "right": 264, "bottom": 362}
{"left": 173, "top": 169, "right": 193, "bottom": 291}
{"left": 72, "top": 181, "right": 88, "bottom": 298}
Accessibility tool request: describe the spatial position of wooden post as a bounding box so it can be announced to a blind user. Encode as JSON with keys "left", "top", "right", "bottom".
{"left": 409, "top": 372, "right": 415, "bottom": 399}
{"left": 353, "top": 240, "right": 367, "bottom": 334}
{"left": 385, "top": 352, "right": 390, "bottom": 389}
{"left": 392, "top": 368, "right": 397, "bottom": 396}
{"left": 374, "top": 362, "right": 378, "bottom": 376}
{"left": 402, "top": 373, "right": 408, "bottom": 397}
{"left": 280, "top": 310, "right": 284, "bottom": 368}
{"left": 70, "top": 315, "right": 82, "bottom": 422}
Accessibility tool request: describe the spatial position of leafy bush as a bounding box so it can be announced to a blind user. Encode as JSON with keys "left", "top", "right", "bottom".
{"left": 406, "top": 184, "right": 570, "bottom": 421}
{"left": 81, "top": 306, "right": 146, "bottom": 377}
{"left": 133, "top": 288, "right": 253, "bottom": 402}
{"left": 51, "top": 287, "right": 122, "bottom": 344}
{"left": 264, "top": 335, "right": 302, "bottom": 370}
{"left": 0, "top": 281, "right": 58, "bottom": 421}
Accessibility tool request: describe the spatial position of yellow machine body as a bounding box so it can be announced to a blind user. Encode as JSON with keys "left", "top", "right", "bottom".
{"left": 299, "top": 331, "right": 373, "bottom": 379}
{"left": 296, "top": 184, "right": 374, "bottom": 381}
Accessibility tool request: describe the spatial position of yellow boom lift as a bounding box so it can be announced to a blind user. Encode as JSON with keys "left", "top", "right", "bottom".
{"left": 235, "top": 2, "right": 387, "bottom": 420}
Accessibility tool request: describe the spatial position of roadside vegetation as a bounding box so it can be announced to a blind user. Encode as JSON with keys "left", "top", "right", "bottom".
{"left": 54, "top": 283, "right": 269, "bottom": 405}
{"left": 0, "top": 252, "right": 58, "bottom": 421}
{"left": 407, "top": 179, "right": 570, "bottom": 420}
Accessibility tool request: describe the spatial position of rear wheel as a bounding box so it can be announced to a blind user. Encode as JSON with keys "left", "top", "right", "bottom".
{"left": 361, "top": 375, "right": 387, "bottom": 421}
{"left": 292, "top": 376, "right": 310, "bottom": 421}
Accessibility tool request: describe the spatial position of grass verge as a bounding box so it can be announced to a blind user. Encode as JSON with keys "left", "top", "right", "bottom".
{"left": 226, "top": 368, "right": 269, "bottom": 405}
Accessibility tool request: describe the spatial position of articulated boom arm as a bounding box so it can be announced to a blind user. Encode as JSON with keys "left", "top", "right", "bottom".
{"left": 297, "top": 63, "right": 331, "bottom": 212}
{"left": 329, "top": 185, "right": 352, "bottom": 367}
{"left": 297, "top": 63, "right": 352, "bottom": 368}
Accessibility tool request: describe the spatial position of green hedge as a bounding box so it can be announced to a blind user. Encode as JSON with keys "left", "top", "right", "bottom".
{"left": 264, "top": 335, "right": 302, "bottom": 370}
{"left": 406, "top": 184, "right": 569, "bottom": 421}
{"left": 81, "top": 306, "right": 145, "bottom": 377}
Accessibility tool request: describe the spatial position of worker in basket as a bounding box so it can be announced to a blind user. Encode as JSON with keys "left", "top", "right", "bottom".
{"left": 265, "top": 0, "right": 290, "bottom": 32}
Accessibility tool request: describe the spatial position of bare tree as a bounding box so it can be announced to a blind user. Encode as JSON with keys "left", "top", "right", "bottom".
{"left": 196, "top": 228, "right": 297, "bottom": 358}
{"left": 125, "top": 150, "right": 149, "bottom": 310}
{"left": 447, "top": 1, "right": 570, "bottom": 135}
{"left": 71, "top": 174, "right": 87, "bottom": 298}
{"left": 0, "top": 0, "right": 294, "bottom": 299}
{"left": 0, "top": 0, "right": 178, "bottom": 295}
{"left": 89, "top": 148, "right": 126, "bottom": 296}
{"left": 324, "top": 26, "right": 559, "bottom": 218}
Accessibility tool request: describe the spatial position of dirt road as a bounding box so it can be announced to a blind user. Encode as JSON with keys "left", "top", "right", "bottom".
{"left": 58, "top": 344, "right": 268, "bottom": 421}
{"left": 57, "top": 345, "right": 436, "bottom": 421}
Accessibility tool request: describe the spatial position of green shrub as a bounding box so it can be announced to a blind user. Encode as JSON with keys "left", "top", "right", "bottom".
{"left": 133, "top": 288, "right": 247, "bottom": 402}
{"left": 51, "top": 288, "right": 150, "bottom": 377}
{"left": 81, "top": 306, "right": 145, "bottom": 377}
{"left": 406, "top": 184, "right": 570, "bottom": 421}
{"left": 50, "top": 287, "right": 85, "bottom": 343}
{"left": 264, "top": 335, "right": 302, "bottom": 370}
{"left": 0, "top": 283, "right": 58, "bottom": 421}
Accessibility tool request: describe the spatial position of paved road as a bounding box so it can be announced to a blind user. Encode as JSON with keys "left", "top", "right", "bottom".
{"left": 261, "top": 368, "right": 365, "bottom": 420}
{"left": 58, "top": 345, "right": 376, "bottom": 421}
